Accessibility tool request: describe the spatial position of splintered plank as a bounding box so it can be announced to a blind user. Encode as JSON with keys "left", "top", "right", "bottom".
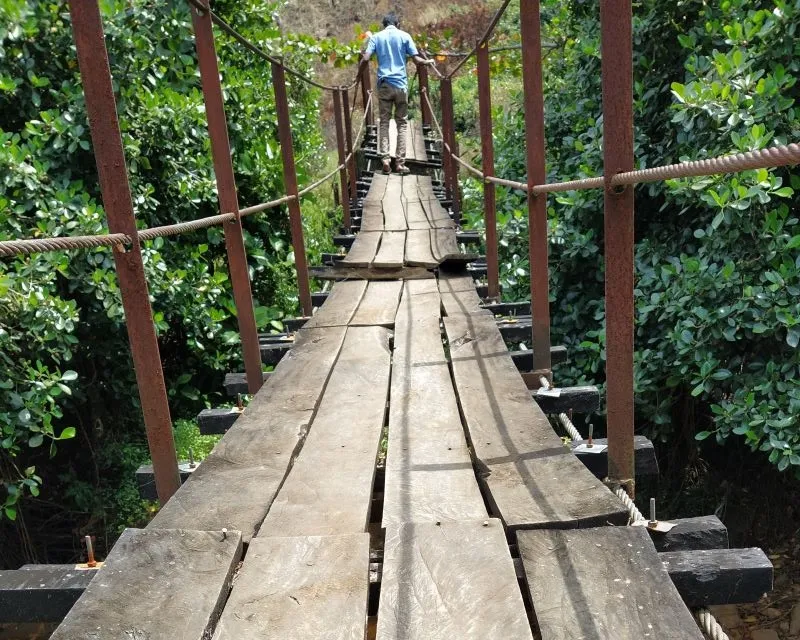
{"left": 350, "top": 280, "right": 403, "bottom": 327}
{"left": 214, "top": 534, "right": 369, "bottom": 640}
{"left": 342, "top": 231, "right": 381, "bottom": 267}
{"left": 372, "top": 231, "right": 406, "bottom": 268}
{"left": 382, "top": 176, "right": 407, "bottom": 230}
{"left": 419, "top": 197, "right": 455, "bottom": 228}
{"left": 51, "top": 528, "right": 242, "bottom": 640}
{"left": 404, "top": 229, "right": 438, "bottom": 268}
{"left": 518, "top": 527, "right": 704, "bottom": 640}
{"left": 303, "top": 280, "right": 367, "bottom": 329}
{"left": 149, "top": 327, "right": 346, "bottom": 540}
{"left": 383, "top": 281, "right": 486, "bottom": 527}
{"left": 376, "top": 520, "right": 532, "bottom": 640}
{"left": 443, "top": 311, "right": 628, "bottom": 529}
{"left": 439, "top": 272, "right": 485, "bottom": 314}
{"left": 260, "top": 327, "right": 391, "bottom": 537}
{"left": 430, "top": 227, "right": 461, "bottom": 261}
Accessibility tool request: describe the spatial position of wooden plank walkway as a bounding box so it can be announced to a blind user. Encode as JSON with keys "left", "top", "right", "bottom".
{"left": 52, "top": 152, "right": 708, "bottom": 640}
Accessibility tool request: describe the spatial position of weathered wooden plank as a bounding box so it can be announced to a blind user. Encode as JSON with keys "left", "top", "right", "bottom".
{"left": 314, "top": 265, "right": 434, "bottom": 281}
{"left": 376, "top": 519, "right": 532, "bottom": 640}
{"left": 214, "top": 534, "right": 369, "bottom": 640}
{"left": 303, "top": 280, "right": 367, "bottom": 329}
{"left": 404, "top": 200, "right": 431, "bottom": 230}
{"left": 419, "top": 196, "right": 454, "bottom": 228}
{"left": 224, "top": 371, "right": 271, "bottom": 396}
{"left": 650, "top": 515, "right": 729, "bottom": 552}
{"left": 404, "top": 229, "right": 438, "bottom": 268}
{"left": 361, "top": 202, "right": 384, "bottom": 231}
{"left": 372, "top": 231, "right": 406, "bottom": 268}
{"left": 531, "top": 384, "right": 600, "bottom": 413}
{"left": 51, "top": 528, "right": 243, "bottom": 640}
{"left": 364, "top": 172, "right": 388, "bottom": 204}
{"left": 382, "top": 176, "right": 406, "bottom": 231}
{"left": 260, "top": 327, "right": 390, "bottom": 537}
{"left": 150, "top": 327, "right": 346, "bottom": 540}
{"left": 439, "top": 272, "right": 486, "bottom": 314}
{"left": 341, "top": 231, "right": 381, "bottom": 267}
{"left": 571, "top": 435, "right": 659, "bottom": 479}
{"left": 383, "top": 281, "right": 486, "bottom": 527}
{"left": 518, "top": 526, "right": 704, "bottom": 640}
{"left": 350, "top": 280, "right": 403, "bottom": 327}
{"left": 661, "top": 548, "right": 772, "bottom": 606}
{"left": 444, "top": 312, "right": 628, "bottom": 529}
{"left": 197, "top": 407, "right": 241, "bottom": 435}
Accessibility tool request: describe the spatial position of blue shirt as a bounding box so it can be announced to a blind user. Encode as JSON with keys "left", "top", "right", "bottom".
{"left": 364, "top": 25, "right": 419, "bottom": 92}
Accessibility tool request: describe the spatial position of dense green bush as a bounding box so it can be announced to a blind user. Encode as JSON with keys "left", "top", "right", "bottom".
{"left": 0, "top": 0, "right": 355, "bottom": 545}
{"left": 461, "top": 0, "right": 800, "bottom": 474}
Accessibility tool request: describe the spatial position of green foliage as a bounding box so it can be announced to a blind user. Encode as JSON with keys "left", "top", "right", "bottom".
{"left": 460, "top": 0, "right": 800, "bottom": 474}
{"left": 0, "top": 0, "right": 342, "bottom": 532}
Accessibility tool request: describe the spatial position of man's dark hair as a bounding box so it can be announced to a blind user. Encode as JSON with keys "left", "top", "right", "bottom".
{"left": 382, "top": 13, "right": 399, "bottom": 27}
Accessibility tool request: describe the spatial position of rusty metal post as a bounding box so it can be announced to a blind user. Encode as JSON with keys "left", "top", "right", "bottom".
{"left": 69, "top": 0, "right": 180, "bottom": 504}
{"left": 437, "top": 84, "right": 454, "bottom": 203}
{"left": 601, "top": 0, "right": 635, "bottom": 494}
{"left": 477, "top": 42, "right": 499, "bottom": 301}
{"left": 190, "top": 4, "right": 263, "bottom": 395}
{"left": 520, "top": 0, "right": 552, "bottom": 373}
{"left": 341, "top": 87, "right": 357, "bottom": 202}
{"left": 271, "top": 60, "right": 313, "bottom": 316}
{"left": 440, "top": 77, "right": 461, "bottom": 225}
{"left": 360, "top": 62, "right": 374, "bottom": 126}
{"left": 333, "top": 89, "right": 352, "bottom": 232}
{"left": 418, "top": 64, "right": 431, "bottom": 129}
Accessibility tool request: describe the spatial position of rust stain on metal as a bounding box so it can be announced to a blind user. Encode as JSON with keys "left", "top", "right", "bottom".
{"left": 191, "top": 7, "right": 263, "bottom": 395}
{"left": 439, "top": 78, "right": 461, "bottom": 225}
{"left": 520, "top": 0, "right": 552, "bottom": 373}
{"left": 601, "top": 0, "right": 636, "bottom": 493}
{"left": 69, "top": 0, "right": 180, "bottom": 504}
{"left": 477, "top": 42, "right": 499, "bottom": 301}
{"left": 333, "top": 89, "right": 352, "bottom": 232}
{"left": 361, "top": 62, "right": 374, "bottom": 126}
{"left": 341, "top": 87, "right": 357, "bottom": 203}
{"left": 418, "top": 64, "right": 431, "bottom": 128}
{"left": 272, "top": 60, "right": 313, "bottom": 316}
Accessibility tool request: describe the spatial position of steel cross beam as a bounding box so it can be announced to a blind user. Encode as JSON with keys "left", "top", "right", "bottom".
{"left": 190, "top": 4, "right": 263, "bottom": 395}
{"left": 68, "top": 0, "right": 180, "bottom": 503}
{"left": 601, "top": 0, "right": 636, "bottom": 494}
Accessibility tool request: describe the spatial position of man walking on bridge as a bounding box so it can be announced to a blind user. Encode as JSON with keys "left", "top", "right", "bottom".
{"left": 362, "top": 14, "right": 435, "bottom": 175}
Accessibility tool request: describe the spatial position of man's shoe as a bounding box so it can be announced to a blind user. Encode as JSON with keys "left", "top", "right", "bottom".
{"left": 382, "top": 159, "right": 392, "bottom": 174}
{"left": 396, "top": 161, "right": 410, "bottom": 175}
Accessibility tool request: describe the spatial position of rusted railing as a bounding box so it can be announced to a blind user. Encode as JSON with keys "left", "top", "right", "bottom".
{"left": 1, "top": 0, "right": 369, "bottom": 504}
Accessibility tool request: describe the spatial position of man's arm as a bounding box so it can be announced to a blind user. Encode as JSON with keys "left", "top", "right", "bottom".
{"left": 412, "top": 54, "right": 435, "bottom": 66}
{"left": 362, "top": 33, "right": 375, "bottom": 63}
{"left": 406, "top": 35, "right": 434, "bottom": 66}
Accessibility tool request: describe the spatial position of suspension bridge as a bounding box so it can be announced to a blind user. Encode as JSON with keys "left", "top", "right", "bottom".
{"left": 0, "top": 0, "right": 789, "bottom": 638}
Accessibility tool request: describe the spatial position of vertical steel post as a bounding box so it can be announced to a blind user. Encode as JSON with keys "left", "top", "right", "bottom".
{"left": 601, "top": 0, "right": 636, "bottom": 494}
{"left": 520, "top": 0, "right": 552, "bottom": 373}
{"left": 190, "top": 4, "right": 263, "bottom": 395}
{"left": 440, "top": 77, "right": 461, "bottom": 225}
{"left": 69, "top": 0, "right": 180, "bottom": 504}
{"left": 418, "top": 64, "right": 431, "bottom": 129}
{"left": 438, "top": 83, "right": 454, "bottom": 203}
{"left": 341, "top": 87, "right": 357, "bottom": 203}
{"left": 361, "top": 62, "right": 374, "bottom": 126}
{"left": 333, "top": 89, "right": 352, "bottom": 232}
{"left": 271, "top": 60, "right": 313, "bottom": 316}
{"left": 477, "top": 42, "right": 499, "bottom": 301}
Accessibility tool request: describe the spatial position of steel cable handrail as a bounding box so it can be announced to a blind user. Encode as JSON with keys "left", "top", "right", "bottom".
{"left": 187, "top": 0, "right": 360, "bottom": 92}
{"left": 445, "top": 0, "right": 514, "bottom": 79}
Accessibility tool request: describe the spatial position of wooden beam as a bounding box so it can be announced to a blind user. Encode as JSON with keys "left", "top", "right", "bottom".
{"left": 660, "top": 548, "right": 772, "bottom": 606}
{"left": 650, "top": 515, "right": 729, "bottom": 552}
{"left": 570, "top": 435, "right": 659, "bottom": 478}
{"left": 224, "top": 372, "right": 271, "bottom": 397}
{"left": 197, "top": 407, "right": 241, "bottom": 435}
{"left": 531, "top": 385, "right": 600, "bottom": 413}
{"left": 0, "top": 568, "right": 95, "bottom": 624}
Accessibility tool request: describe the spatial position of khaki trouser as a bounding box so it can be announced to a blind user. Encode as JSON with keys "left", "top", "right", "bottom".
{"left": 378, "top": 82, "right": 408, "bottom": 162}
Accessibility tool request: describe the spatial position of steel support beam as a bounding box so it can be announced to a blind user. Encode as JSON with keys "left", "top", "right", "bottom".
{"left": 271, "top": 61, "right": 313, "bottom": 316}
{"left": 477, "top": 42, "right": 499, "bottom": 300}
{"left": 190, "top": 4, "right": 262, "bottom": 395}
{"left": 361, "top": 62, "right": 374, "bottom": 126}
{"left": 520, "top": 0, "right": 552, "bottom": 374}
{"left": 341, "top": 86, "right": 357, "bottom": 202}
{"left": 601, "top": 0, "right": 636, "bottom": 493}
{"left": 440, "top": 77, "right": 460, "bottom": 225}
{"left": 69, "top": 0, "right": 180, "bottom": 503}
{"left": 418, "top": 65, "right": 431, "bottom": 128}
{"left": 333, "top": 89, "right": 352, "bottom": 232}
